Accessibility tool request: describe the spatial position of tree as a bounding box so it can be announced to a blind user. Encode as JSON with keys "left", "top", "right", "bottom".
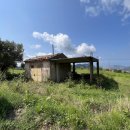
{"left": 0, "top": 39, "right": 23, "bottom": 71}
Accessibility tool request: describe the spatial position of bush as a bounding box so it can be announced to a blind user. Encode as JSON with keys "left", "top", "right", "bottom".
{"left": 0, "top": 97, "right": 14, "bottom": 119}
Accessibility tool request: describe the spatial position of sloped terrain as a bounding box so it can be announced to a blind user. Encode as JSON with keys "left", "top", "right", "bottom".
{"left": 0, "top": 69, "right": 130, "bottom": 130}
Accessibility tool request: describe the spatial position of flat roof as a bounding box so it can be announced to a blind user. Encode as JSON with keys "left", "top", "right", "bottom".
{"left": 50, "top": 56, "right": 99, "bottom": 63}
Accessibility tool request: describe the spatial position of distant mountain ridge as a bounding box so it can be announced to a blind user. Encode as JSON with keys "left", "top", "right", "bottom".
{"left": 109, "top": 65, "right": 130, "bottom": 72}
{"left": 75, "top": 63, "right": 89, "bottom": 68}
{"left": 75, "top": 63, "right": 130, "bottom": 72}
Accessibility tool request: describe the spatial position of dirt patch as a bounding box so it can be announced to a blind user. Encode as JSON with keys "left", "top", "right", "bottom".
{"left": 7, "top": 107, "right": 26, "bottom": 120}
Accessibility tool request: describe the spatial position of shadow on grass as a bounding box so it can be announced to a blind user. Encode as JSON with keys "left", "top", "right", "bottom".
{"left": 95, "top": 74, "right": 119, "bottom": 90}
{"left": 69, "top": 73, "right": 119, "bottom": 90}
{"left": 0, "top": 97, "right": 14, "bottom": 119}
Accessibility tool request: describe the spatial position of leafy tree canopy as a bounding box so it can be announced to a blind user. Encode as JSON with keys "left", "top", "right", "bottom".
{"left": 0, "top": 39, "right": 23, "bottom": 71}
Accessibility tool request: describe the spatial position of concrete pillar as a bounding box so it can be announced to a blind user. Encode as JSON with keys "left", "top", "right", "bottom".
{"left": 73, "top": 62, "right": 75, "bottom": 73}
{"left": 97, "top": 60, "right": 99, "bottom": 77}
{"left": 90, "top": 60, "right": 93, "bottom": 83}
{"left": 56, "top": 63, "right": 60, "bottom": 82}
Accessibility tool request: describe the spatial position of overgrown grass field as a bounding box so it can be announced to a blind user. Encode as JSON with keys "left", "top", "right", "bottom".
{"left": 0, "top": 68, "right": 130, "bottom": 130}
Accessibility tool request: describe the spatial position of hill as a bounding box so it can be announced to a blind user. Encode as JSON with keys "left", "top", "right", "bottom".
{"left": 0, "top": 69, "right": 130, "bottom": 130}
{"left": 109, "top": 65, "right": 130, "bottom": 72}
{"left": 75, "top": 63, "right": 89, "bottom": 68}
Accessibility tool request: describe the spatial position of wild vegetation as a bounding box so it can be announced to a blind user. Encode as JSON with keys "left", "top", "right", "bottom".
{"left": 0, "top": 68, "right": 130, "bottom": 130}
{"left": 0, "top": 39, "right": 23, "bottom": 71}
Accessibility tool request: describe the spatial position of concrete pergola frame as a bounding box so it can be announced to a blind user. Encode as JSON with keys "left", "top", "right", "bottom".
{"left": 51, "top": 56, "right": 99, "bottom": 83}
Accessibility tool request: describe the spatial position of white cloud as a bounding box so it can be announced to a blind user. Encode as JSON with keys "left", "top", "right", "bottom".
{"left": 33, "top": 32, "right": 73, "bottom": 52}
{"left": 32, "top": 32, "right": 96, "bottom": 57}
{"left": 80, "top": 0, "right": 90, "bottom": 3}
{"left": 80, "top": 0, "right": 130, "bottom": 20}
{"left": 31, "top": 44, "right": 41, "bottom": 49}
{"left": 36, "top": 52, "right": 52, "bottom": 56}
{"left": 123, "top": 0, "right": 130, "bottom": 11}
{"left": 32, "top": 32, "right": 43, "bottom": 39}
{"left": 85, "top": 6, "right": 101, "bottom": 16}
{"left": 43, "top": 32, "right": 73, "bottom": 52}
{"left": 76, "top": 43, "right": 96, "bottom": 55}
{"left": 24, "top": 54, "right": 34, "bottom": 60}
{"left": 24, "top": 52, "right": 52, "bottom": 60}
{"left": 122, "top": 0, "right": 130, "bottom": 20}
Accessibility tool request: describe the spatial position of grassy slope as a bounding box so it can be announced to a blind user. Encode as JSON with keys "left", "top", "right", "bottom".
{"left": 0, "top": 69, "right": 130, "bottom": 130}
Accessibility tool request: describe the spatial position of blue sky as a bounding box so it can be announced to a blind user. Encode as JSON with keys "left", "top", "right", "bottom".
{"left": 0, "top": 0, "right": 130, "bottom": 67}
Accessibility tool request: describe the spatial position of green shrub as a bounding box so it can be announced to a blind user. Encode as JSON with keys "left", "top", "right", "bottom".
{"left": 0, "top": 97, "right": 14, "bottom": 119}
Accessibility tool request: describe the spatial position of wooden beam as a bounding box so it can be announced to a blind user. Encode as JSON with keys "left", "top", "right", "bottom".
{"left": 90, "top": 60, "right": 93, "bottom": 84}
{"left": 50, "top": 56, "right": 99, "bottom": 63}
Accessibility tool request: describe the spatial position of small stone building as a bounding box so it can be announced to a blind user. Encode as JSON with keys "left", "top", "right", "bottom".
{"left": 24, "top": 53, "right": 71, "bottom": 82}
{"left": 25, "top": 53, "right": 99, "bottom": 83}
